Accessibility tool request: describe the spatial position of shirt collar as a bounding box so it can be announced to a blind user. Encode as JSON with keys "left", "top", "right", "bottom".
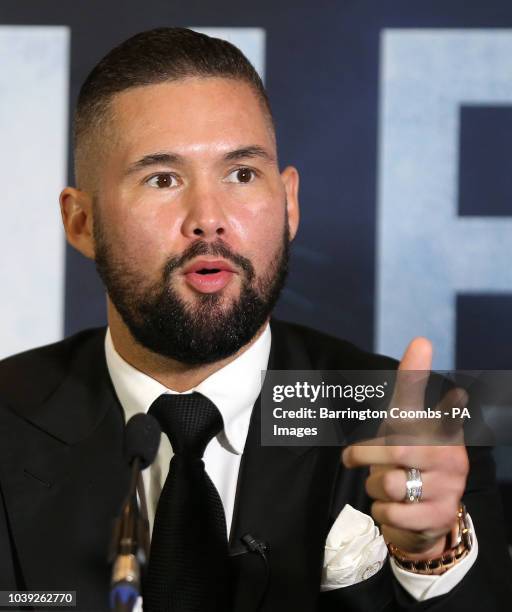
{"left": 104, "top": 324, "right": 271, "bottom": 455}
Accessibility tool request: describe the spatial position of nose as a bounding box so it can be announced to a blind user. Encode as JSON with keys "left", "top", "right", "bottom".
{"left": 181, "top": 182, "right": 227, "bottom": 240}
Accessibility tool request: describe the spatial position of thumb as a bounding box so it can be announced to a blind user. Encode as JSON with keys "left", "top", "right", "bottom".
{"left": 399, "top": 337, "right": 432, "bottom": 372}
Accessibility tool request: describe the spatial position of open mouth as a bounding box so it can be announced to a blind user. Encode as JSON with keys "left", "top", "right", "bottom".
{"left": 196, "top": 267, "right": 222, "bottom": 275}
{"left": 183, "top": 259, "right": 236, "bottom": 293}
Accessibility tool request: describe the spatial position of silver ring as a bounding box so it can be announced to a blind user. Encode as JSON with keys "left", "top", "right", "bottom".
{"left": 404, "top": 467, "right": 422, "bottom": 503}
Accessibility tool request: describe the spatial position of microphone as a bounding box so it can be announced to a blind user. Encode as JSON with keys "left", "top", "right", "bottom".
{"left": 230, "top": 534, "right": 269, "bottom": 611}
{"left": 241, "top": 534, "right": 267, "bottom": 556}
{"left": 109, "top": 413, "right": 161, "bottom": 612}
{"left": 124, "top": 412, "right": 161, "bottom": 470}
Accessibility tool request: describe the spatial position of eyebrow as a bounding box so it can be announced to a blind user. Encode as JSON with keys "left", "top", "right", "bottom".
{"left": 125, "top": 145, "right": 276, "bottom": 175}
{"left": 223, "top": 145, "right": 276, "bottom": 163}
{"left": 125, "top": 152, "right": 183, "bottom": 175}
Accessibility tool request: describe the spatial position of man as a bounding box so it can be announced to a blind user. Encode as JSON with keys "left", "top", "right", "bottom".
{"left": 0, "top": 28, "right": 510, "bottom": 611}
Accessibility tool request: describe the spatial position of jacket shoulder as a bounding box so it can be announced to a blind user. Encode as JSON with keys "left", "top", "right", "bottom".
{"left": 270, "top": 319, "right": 398, "bottom": 370}
{"left": 0, "top": 328, "right": 107, "bottom": 408}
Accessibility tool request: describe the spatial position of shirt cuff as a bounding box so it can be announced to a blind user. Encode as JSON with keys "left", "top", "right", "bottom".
{"left": 389, "top": 513, "right": 478, "bottom": 601}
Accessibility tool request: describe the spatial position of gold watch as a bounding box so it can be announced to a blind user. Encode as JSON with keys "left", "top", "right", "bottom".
{"left": 387, "top": 504, "right": 472, "bottom": 575}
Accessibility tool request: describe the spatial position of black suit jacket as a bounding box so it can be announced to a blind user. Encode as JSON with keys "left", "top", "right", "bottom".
{"left": 0, "top": 320, "right": 510, "bottom": 611}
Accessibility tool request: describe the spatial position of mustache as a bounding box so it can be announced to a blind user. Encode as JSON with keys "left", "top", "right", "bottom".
{"left": 162, "top": 239, "right": 255, "bottom": 282}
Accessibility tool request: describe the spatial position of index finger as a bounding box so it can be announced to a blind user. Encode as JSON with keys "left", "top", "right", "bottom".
{"left": 342, "top": 438, "right": 437, "bottom": 470}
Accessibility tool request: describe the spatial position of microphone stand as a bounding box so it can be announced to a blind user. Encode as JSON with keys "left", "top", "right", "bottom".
{"left": 109, "top": 457, "right": 150, "bottom": 612}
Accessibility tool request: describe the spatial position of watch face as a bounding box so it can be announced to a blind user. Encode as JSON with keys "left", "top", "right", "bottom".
{"left": 459, "top": 506, "right": 473, "bottom": 551}
{"left": 461, "top": 526, "right": 473, "bottom": 551}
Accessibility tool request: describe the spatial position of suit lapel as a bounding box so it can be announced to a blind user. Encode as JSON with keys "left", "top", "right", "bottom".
{"left": 229, "top": 320, "right": 341, "bottom": 612}
{"left": 0, "top": 329, "right": 130, "bottom": 609}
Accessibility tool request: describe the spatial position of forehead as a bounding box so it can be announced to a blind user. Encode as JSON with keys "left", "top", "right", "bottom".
{"left": 109, "top": 77, "right": 275, "bottom": 161}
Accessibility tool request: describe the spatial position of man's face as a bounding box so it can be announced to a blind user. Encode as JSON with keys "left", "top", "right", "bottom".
{"left": 91, "top": 77, "right": 299, "bottom": 364}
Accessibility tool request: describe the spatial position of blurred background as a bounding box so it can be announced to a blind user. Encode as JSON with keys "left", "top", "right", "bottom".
{"left": 1, "top": 1, "right": 511, "bottom": 548}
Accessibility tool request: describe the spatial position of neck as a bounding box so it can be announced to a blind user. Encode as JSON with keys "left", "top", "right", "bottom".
{"left": 107, "top": 301, "right": 268, "bottom": 392}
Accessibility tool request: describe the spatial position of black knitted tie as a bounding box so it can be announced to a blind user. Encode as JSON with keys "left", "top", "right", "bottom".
{"left": 144, "top": 392, "right": 230, "bottom": 612}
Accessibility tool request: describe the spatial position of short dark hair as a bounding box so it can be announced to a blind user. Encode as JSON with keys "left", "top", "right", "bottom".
{"left": 74, "top": 27, "right": 273, "bottom": 188}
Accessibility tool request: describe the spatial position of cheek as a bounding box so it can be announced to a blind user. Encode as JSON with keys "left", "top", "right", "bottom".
{"left": 100, "top": 191, "right": 184, "bottom": 260}
{"left": 226, "top": 191, "right": 285, "bottom": 245}
{"left": 226, "top": 198, "right": 285, "bottom": 271}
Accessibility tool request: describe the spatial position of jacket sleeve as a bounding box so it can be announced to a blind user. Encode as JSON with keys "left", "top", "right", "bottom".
{"left": 0, "top": 476, "right": 19, "bottom": 590}
{"left": 0, "top": 401, "right": 24, "bottom": 591}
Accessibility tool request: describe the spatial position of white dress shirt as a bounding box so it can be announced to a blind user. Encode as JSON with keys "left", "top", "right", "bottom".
{"left": 105, "top": 325, "right": 268, "bottom": 534}
{"left": 104, "top": 324, "right": 477, "bottom": 601}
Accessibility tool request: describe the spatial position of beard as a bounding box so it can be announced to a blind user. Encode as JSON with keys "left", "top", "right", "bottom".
{"left": 93, "top": 209, "right": 290, "bottom": 365}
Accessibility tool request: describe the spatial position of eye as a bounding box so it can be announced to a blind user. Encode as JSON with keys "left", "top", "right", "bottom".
{"left": 146, "top": 173, "right": 179, "bottom": 189}
{"left": 225, "top": 167, "right": 257, "bottom": 184}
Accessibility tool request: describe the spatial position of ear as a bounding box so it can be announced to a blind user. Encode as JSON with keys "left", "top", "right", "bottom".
{"left": 59, "top": 187, "right": 96, "bottom": 260}
{"left": 280, "top": 166, "right": 300, "bottom": 240}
